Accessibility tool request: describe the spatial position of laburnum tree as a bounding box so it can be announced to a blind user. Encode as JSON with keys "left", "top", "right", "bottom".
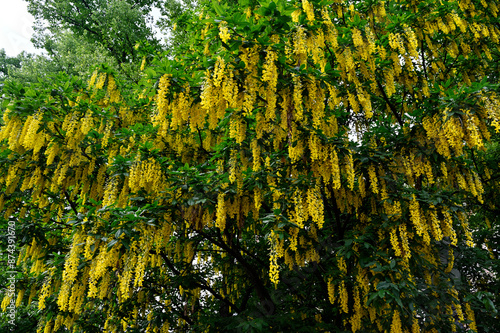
{"left": 1, "top": 0, "right": 500, "bottom": 332}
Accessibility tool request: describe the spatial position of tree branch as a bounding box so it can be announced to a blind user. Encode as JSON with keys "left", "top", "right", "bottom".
{"left": 376, "top": 78, "right": 404, "bottom": 127}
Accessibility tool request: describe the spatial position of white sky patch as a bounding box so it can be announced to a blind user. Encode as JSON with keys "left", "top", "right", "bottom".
{"left": 149, "top": 6, "right": 171, "bottom": 46}
{"left": 0, "top": 0, "right": 40, "bottom": 56}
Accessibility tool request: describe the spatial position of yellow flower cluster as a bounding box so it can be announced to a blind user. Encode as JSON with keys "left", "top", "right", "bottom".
{"left": 339, "top": 281, "right": 349, "bottom": 314}
{"left": 428, "top": 206, "right": 443, "bottom": 241}
{"left": 330, "top": 148, "right": 341, "bottom": 189}
{"left": 345, "top": 153, "right": 355, "bottom": 190}
{"left": 409, "top": 195, "right": 430, "bottom": 244}
{"left": 38, "top": 270, "right": 54, "bottom": 310}
{"left": 465, "top": 302, "right": 477, "bottom": 332}
{"left": 390, "top": 310, "right": 402, "bottom": 333}
{"left": 291, "top": 9, "right": 301, "bottom": 23}
{"left": 390, "top": 228, "right": 402, "bottom": 256}
{"left": 216, "top": 193, "right": 226, "bottom": 232}
{"left": 302, "top": 0, "right": 315, "bottom": 23}
{"left": 128, "top": 158, "right": 163, "bottom": 195}
{"left": 327, "top": 277, "right": 335, "bottom": 304}
{"left": 307, "top": 186, "right": 325, "bottom": 229}
{"left": 219, "top": 21, "right": 230, "bottom": 43}
{"left": 348, "top": 286, "right": 362, "bottom": 331}
{"left": 338, "top": 256, "right": 347, "bottom": 275}
{"left": 262, "top": 47, "right": 278, "bottom": 116}
{"left": 269, "top": 230, "right": 281, "bottom": 286}
{"left": 368, "top": 164, "right": 379, "bottom": 194}
{"left": 352, "top": 28, "right": 363, "bottom": 49}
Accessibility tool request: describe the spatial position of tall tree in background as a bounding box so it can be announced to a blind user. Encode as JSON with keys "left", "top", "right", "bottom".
{"left": 1, "top": 31, "right": 117, "bottom": 85}
{"left": 0, "top": 50, "right": 23, "bottom": 82}
{"left": 1, "top": 0, "right": 175, "bottom": 86}
{"left": 6, "top": 0, "right": 197, "bottom": 84}
{"left": 1, "top": 0, "right": 500, "bottom": 332}
{"left": 26, "top": 0, "right": 163, "bottom": 65}
{"left": 155, "top": 0, "right": 199, "bottom": 52}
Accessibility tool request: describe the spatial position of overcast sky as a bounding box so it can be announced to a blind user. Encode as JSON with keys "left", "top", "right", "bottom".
{"left": 0, "top": 0, "right": 40, "bottom": 56}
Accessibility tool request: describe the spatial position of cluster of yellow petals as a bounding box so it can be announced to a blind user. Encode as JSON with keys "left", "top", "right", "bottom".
{"left": 218, "top": 21, "right": 230, "bottom": 43}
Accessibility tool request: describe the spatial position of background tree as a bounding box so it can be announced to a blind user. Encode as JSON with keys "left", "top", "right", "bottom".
{"left": 26, "top": 0, "right": 163, "bottom": 65}
{"left": 155, "top": 0, "right": 199, "bottom": 54}
{"left": 21, "top": 0, "right": 199, "bottom": 82}
{"left": 1, "top": 0, "right": 500, "bottom": 332}
{"left": 0, "top": 49, "right": 23, "bottom": 82}
{"left": 1, "top": 31, "right": 117, "bottom": 85}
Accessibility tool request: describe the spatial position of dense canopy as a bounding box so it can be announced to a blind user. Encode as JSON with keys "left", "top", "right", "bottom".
{"left": 1, "top": 0, "right": 499, "bottom": 332}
